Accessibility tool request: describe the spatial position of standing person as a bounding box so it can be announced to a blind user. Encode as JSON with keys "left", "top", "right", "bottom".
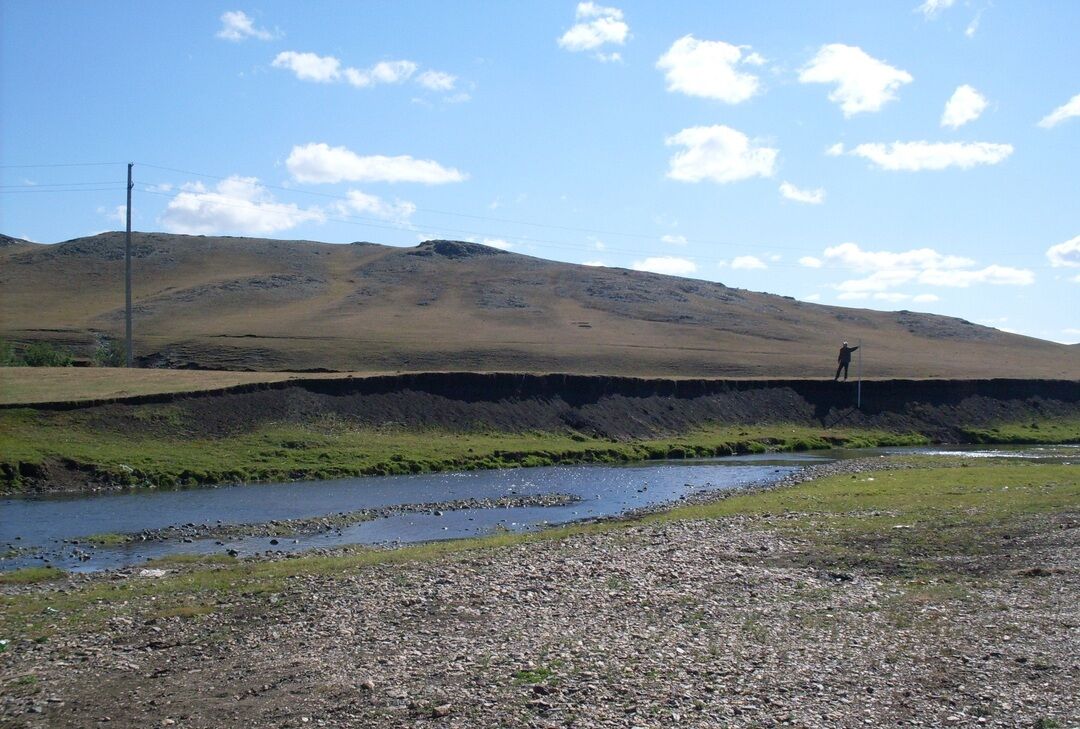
{"left": 834, "top": 341, "right": 859, "bottom": 381}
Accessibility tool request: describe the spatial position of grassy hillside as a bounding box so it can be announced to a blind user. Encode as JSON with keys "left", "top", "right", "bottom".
{"left": 2, "top": 232, "right": 1077, "bottom": 378}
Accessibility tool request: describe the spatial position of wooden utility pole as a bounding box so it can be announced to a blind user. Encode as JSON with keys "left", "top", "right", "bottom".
{"left": 125, "top": 162, "right": 133, "bottom": 367}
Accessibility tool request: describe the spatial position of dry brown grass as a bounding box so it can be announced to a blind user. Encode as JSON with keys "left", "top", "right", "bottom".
{"left": 0, "top": 367, "right": 311, "bottom": 405}
{"left": 2, "top": 232, "right": 1077, "bottom": 379}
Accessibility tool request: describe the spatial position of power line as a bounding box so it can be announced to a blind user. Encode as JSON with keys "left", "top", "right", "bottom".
{"left": 0, "top": 181, "right": 123, "bottom": 188}
{"left": 0, "top": 187, "right": 126, "bottom": 194}
{"left": 0, "top": 162, "right": 124, "bottom": 169}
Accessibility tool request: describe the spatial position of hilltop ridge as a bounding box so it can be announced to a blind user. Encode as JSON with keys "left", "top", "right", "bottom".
{"left": 1, "top": 231, "right": 1076, "bottom": 378}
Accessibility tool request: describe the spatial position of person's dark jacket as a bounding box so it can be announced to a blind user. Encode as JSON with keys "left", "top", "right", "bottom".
{"left": 838, "top": 345, "right": 859, "bottom": 364}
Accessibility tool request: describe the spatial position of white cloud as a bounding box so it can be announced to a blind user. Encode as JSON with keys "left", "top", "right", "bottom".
{"left": 941, "top": 85, "right": 988, "bottom": 128}
{"left": 803, "top": 293, "right": 821, "bottom": 302}
{"left": 98, "top": 204, "right": 126, "bottom": 224}
{"left": 731, "top": 255, "right": 766, "bottom": 270}
{"left": 415, "top": 70, "right": 456, "bottom": 91}
{"left": 335, "top": 190, "right": 415, "bottom": 224}
{"left": 913, "top": 294, "right": 940, "bottom": 303}
{"left": 665, "top": 125, "right": 777, "bottom": 184}
{"left": 661, "top": 234, "right": 687, "bottom": 246}
{"left": 825, "top": 142, "right": 845, "bottom": 156}
{"left": 482, "top": 238, "right": 513, "bottom": 250}
{"left": 918, "top": 266, "right": 1035, "bottom": 287}
{"left": 558, "top": 2, "right": 629, "bottom": 60}
{"left": 346, "top": 60, "right": 418, "bottom": 88}
{"left": 917, "top": 0, "right": 955, "bottom": 19}
{"left": 799, "top": 256, "right": 823, "bottom": 268}
{"left": 286, "top": 143, "right": 467, "bottom": 184}
{"left": 965, "top": 11, "right": 982, "bottom": 38}
{"left": 779, "top": 181, "right": 825, "bottom": 204}
{"left": 824, "top": 242, "right": 975, "bottom": 272}
{"left": 582, "top": 260, "right": 606, "bottom": 267}
{"left": 1038, "top": 93, "right": 1080, "bottom": 129}
{"left": 837, "top": 292, "right": 869, "bottom": 301}
{"left": 819, "top": 242, "right": 1034, "bottom": 295}
{"left": 656, "top": 35, "right": 761, "bottom": 104}
{"left": 216, "top": 10, "right": 275, "bottom": 42}
{"left": 848, "top": 141, "right": 1013, "bottom": 171}
{"left": 631, "top": 256, "right": 697, "bottom": 276}
{"left": 272, "top": 51, "right": 342, "bottom": 83}
{"left": 1046, "top": 235, "right": 1080, "bottom": 268}
{"left": 161, "top": 176, "right": 325, "bottom": 235}
{"left": 799, "top": 44, "right": 912, "bottom": 116}
{"left": 272, "top": 53, "right": 454, "bottom": 94}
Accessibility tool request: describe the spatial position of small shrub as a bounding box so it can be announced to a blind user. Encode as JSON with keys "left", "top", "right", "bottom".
{"left": 92, "top": 339, "right": 126, "bottom": 367}
{"left": 21, "top": 342, "right": 73, "bottom": 367}
{"left": 0, "top": 339, "right": 18, "bottom": 366}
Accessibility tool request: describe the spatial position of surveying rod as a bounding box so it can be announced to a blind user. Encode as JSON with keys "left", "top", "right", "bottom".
{"left": 857, "top": 339, "right": 863, "bottom": 409}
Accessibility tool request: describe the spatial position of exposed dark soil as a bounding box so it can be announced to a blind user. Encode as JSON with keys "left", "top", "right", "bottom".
{"left": 67, "top": 374, "right": 1080, "bottom": 442}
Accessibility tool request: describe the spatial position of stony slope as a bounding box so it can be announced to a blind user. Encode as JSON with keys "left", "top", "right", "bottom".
{"left": 1, "top": 232, "right": 1076, "bottom": 378}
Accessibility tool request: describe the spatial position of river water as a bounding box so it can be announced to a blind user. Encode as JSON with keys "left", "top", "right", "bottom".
{"left": 2, "top": 445, "right": 1074, "bottom": 572}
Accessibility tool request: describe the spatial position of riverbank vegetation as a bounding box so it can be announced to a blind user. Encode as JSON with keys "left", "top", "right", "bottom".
{"left": 1, "top": 408, "right": 935, "bottom": 493}
{"left": 4, "top": 399, "right": 1080, "bottom": 494}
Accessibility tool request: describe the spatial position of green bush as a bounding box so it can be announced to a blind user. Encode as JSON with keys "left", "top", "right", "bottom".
{"left": 92, "top": 339, "right": 126, "bottom": 367}
{"left": 20, "top": 342, "right": 74, "bottom": 367}
{"left": 0, "top": 339, "right": 17, "bottom": 366}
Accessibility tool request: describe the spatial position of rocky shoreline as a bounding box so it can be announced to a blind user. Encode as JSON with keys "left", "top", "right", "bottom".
{"left": 1, "top": 456, "right": 1076, "bottom": 728}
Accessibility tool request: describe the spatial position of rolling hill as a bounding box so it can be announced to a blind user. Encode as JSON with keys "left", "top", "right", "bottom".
{"left": 1, "top": 231, "right": 1076, "bottom": 378}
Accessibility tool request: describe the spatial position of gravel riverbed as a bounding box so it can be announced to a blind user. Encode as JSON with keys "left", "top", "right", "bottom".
{"left": 1, "top": 458, "right": 1076, "bottom": 728}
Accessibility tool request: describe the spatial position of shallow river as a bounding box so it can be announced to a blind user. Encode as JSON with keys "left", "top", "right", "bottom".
{"left": 2, "top": 444, "right": 1074, "bottom": 572}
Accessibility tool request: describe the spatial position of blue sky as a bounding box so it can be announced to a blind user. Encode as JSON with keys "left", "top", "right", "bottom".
{"left": 2, "top": 1, "right": 1078, "bottom": 343}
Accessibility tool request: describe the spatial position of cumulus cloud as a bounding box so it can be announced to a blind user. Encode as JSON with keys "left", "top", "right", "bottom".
{"left": 665, "top": 125, "right": 777, "bottom": 184}
{"left": 286, "top": 143, "right": 467, "bottom": 184}
{"left": 825, "top": 143, "right": 845, "bottom": 157}
{"left": 917, "top": 0, "right": 955, "bottom": 19}
{"left": 779, "top": 182, "right": 825, "bottom": 204}
{"left": 848, "top": 141, "right": 1013, "bottom": 171}
{"left": 345, "top": 60, "right": 418, "bottom": 88}
{"left": 216, "top": 10, "right": 275, "bottom": 42}
{"left": 965, "top": 11, "right": 982, "bottom": 38}
{"left": 272, "top": 51, "right": 342, "bottom": 83}
{"left": 941, "top": 85, "right": 988, "bottom": 128}
{"left": 557, "top": 2, "right": 629, "bottom": 60}
{"left": 1038, "top": 93, "right": 1080, "bottom": 129}
{"left": 918, "top": 266, "right": 1034, "bottom": 287}
{"left": 799, "top": 44, "right": 912, "bottom": 116}
{"left": 817, "top": 241, "right": 1034, "bottom": 297}
{"left": 482, "top": 238, "right": 513, "bottom": 250}
{"left": 273, "top": 52, "right": 458, "bottom": 94}
{"left": 582, "top": 260, "right": 606, "bottom": 267}
{"left": 731, "top": 255, "right": 766, "bottom": 270}
{"left": 824, "top": 242, "right": 975, "bottom": 272}
{"left": 661, "top": 234, "right": 688, "bottom": 246}
{"left": 631, "top": 256, "right": 697, "bottom": 276}
{"left": 1046, "top": 235, "right": 1080, "bottom": 268}
{"left": 335, "top": 190, "right": 415, "bottom": 224}
{"left": 415, "top": 70, "right": 457, "bottom": 91}
{"left": 656, "top": 35, "right": 761, "bottom": 103}
{"left": 161, "top": 177, "right": 325, "bottom": 235}
{"left": 799, "top": 256, "right": 823, "bottom": 268}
